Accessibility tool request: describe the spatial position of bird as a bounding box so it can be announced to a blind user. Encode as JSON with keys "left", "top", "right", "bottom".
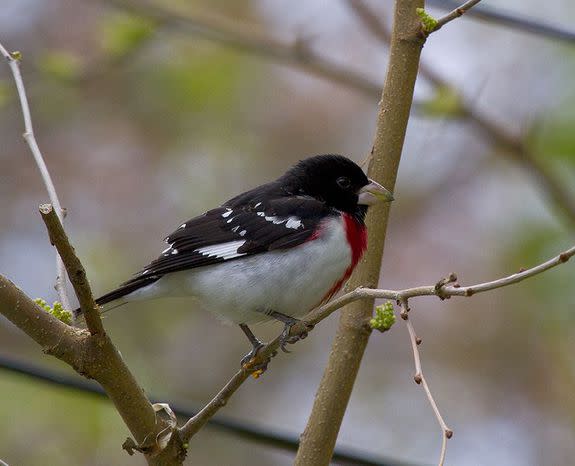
{"left": 75, "top": 154, "right": 393, "bottom": 366}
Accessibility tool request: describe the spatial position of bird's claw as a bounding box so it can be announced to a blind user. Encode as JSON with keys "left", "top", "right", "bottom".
{"left": 241, "top": 342, "right": 264, "bottom": 367}
{"left": 241, "top": 343, "right": 278, "bottom": 374}
{"left": 278, "top": 321, "right": 314, "bottom": 353}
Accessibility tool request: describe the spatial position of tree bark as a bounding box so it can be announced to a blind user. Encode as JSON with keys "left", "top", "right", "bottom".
{"left": 295, "top": 1, "right": 425, "bottom": 465}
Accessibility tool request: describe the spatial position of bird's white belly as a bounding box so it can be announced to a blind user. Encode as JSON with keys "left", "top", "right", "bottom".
{"left": 153, "top": 216, "right": 352, "bottom": 324}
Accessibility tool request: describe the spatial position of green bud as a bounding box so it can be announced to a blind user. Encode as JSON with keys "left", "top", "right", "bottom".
{"left": 416, "top": 8, "right": 438, "bottom": 34}
{"left": 370, "top": 301, "right": 396, "bottom": 332}
{"left": 10, "top": 51, "right": 22, "bottom": 61}
{"left": 34, "top": 298, "right": 72, "bottom": 325}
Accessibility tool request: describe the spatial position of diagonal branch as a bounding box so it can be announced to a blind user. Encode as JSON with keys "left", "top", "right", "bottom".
{"left": 39, "top": 204, "right": 104, "bottom": 335}
{"left": 0, "top": 41, "right": 71, "bottom": 309}
{"left": 179, "top": 241, "right": 574, "bottom": 446}
{"left": 0, "top": 272, "right": 178, "bottom": 464}
{"left": 433, "top": 0, "right": 483, "bottom": 32}
{"left": 178, "top": 287, "right": 370, "bottom": 443}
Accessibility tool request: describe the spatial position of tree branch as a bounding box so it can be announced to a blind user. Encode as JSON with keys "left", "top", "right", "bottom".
{"left": 103, "top": 0, "right": 383, "bottom": 98}
{"left": 400, "top": 300, "right": 452, "bottom": 466}
{"left": 0, "top": 273, "right": 175, "bottom": 462}
{"left": 433, "top": 0, "right": 483, "bottom": 32}
{"left": 2, "top": 227, "right": 571, "bottom": 462}
{"left": 0, "top": 41, "right": 71, "bottom": 309}
{"left": 39, "top": 204, "right": 104, "bottom": 335}
{"left": 101, "top": 0, "right": 575, "bottom": 229}
{"left": 294, "top": 1, "right": 426, "bottom": 463}
{"left": 177, "top": 238, "right": 574, "bottom": 457}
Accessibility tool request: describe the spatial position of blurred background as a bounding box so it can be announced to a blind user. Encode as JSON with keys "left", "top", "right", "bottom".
{"left": 1, "top": 0, "right": 575, "bottom": 465}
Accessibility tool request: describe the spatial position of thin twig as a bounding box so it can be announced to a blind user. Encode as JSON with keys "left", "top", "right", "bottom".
{"left": 433, "top": 0, "right": 483, "bottom": 32}
{"left": 0, "top": 41, "right": 71, "bottom": 309}
{"left": 39, "top": 204, "right": 104, "bottom": 335}
{"left": 401, "top": 300, "right": 452, "bottom": 466}
{"left": 179, "top": 242, "right": 574, "bottom": 443}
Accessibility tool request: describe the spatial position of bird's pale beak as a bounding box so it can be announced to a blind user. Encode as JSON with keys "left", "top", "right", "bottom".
{"left": 357, "top": 179, "right": 394, "bottom": 205}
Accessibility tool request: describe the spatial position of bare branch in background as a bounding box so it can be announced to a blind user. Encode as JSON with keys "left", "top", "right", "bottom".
{"left": 400, "top": 300, "right": 452, "bottom": 466}
{"left": 346, "top": 0, "right": 575, "bottom": 228}
{"left": 427, "top": 0, "right": 575, "bottom": 44}
{"left": 0, "top": 42, "right": 71, "bottom": 309}
{"left": 0, "top": 354, "right": 409, "bottom": 466}
{"left": 102, "top": 0, "right": 383, "bottom": 98}
{"left": 433, "top": 0, "right": 483, "bottom": 32}
{"left": 99, "top": 0, "right": 575, "bottom": 229}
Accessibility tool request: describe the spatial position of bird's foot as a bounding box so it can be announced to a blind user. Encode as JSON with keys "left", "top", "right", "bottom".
{"left": 240, "top": 341, "right": 264, "bottom": 368}
{"left": 278, "top": 318, "right": 315, "bottom": 353}
{"left": 240, "top": 342, "right": 278, "bottom": 375}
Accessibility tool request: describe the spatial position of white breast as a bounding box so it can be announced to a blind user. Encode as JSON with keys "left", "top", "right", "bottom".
{"left": 137, "top": 216, "right": 352, "bottom": 324}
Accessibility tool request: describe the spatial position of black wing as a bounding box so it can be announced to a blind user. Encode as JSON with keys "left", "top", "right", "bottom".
{"left": 95, "top": 193, "right": 334, "bottom": 306}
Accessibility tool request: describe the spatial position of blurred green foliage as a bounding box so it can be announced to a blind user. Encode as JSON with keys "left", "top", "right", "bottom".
{"left": 139, "top": 48, "right": 246, "bottom": 116}
{"left": 533, "top": 101, "right": 575, "bottom": 164}
{"left": 101, "top": 13, "right": 155, "bottom": 59}
{"left": 504, "top": 223, "right": 575, "bottom": 327}
{"left": 37, "top": 51, "right": 82, "bottom": 82}
{"left": 0, "top": 79, "right": 11, "bottom": 108}
{"left": 420, "top": 85, "right": 465, "bottom": 118}
{"left": 0, "top": 374, "right": 126, "bottom": 466}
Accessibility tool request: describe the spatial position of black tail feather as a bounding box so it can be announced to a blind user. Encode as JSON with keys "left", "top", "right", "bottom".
{"left": 73, "top": 275, "right": 161, "bottom": 320}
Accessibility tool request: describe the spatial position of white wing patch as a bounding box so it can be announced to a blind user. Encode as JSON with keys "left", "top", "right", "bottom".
{"left": 162, "top": 245, "right": 179, "bottom": 255}
{"left": 196, "top": 240, "right": 246, "bottom": 260}
{"left": 221, "top": 209, "right": 233, "bottom": 218}
{"left": 285, "top": 217, "right": 303, "bottom": 229}
{"left": 255, "top": 212, "right": 303, "bottom": 230}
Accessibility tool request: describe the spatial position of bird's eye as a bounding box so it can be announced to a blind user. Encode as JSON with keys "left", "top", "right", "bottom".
{"left": 336, "top": 176, "right": 351, "bottom": 189}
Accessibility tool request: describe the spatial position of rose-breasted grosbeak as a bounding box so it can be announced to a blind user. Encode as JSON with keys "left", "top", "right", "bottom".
{"left": 75, "top": 155, "right": 393, "bottom": 364}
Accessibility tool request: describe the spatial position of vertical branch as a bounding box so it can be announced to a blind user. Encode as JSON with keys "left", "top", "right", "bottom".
{"left": 401, "top": 300, "right": 452, "bottom": 466}
{"left": 0, "top": 42, "right": 71, "bottom": 309}
{"left": 294, "top": 1, "right": 425, "bottom": 465}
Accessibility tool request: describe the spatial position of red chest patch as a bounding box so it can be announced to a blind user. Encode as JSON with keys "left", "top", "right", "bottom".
{"left": 320, "top": 213, "right": 367, "bottom": 303}
{"left": 342, "top": 213, "right": 368, "bottom": 269}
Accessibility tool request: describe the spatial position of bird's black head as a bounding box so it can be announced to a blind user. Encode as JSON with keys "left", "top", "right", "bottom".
{"left": 280, "top": 154, "right": 394, "bottom": 220}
